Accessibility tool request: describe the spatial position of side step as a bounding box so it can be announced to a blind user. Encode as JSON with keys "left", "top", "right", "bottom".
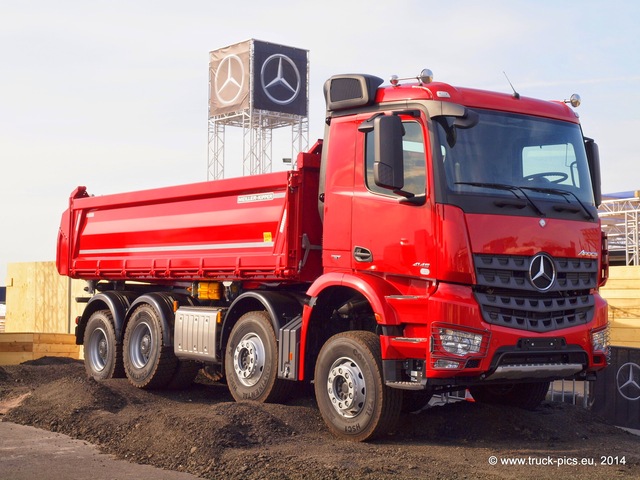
{"left": 385, "top": 381, "right": 426, "bottom": 391}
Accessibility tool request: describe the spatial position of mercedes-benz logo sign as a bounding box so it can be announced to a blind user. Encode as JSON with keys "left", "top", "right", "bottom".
{"left": 214, "top": 54, "right": 245, "bottom": 105}
{"left": 529, "top": 253, "right": 556, "bottom": 291}
{"left": 260, "top": 54, "right": 301, "bottom": 105}
{"left": 616, "top": 362, "right": 640, "bottom": 401}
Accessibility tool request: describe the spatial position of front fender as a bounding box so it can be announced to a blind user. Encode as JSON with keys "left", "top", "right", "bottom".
{"left": 221, "top": 290, "right": 306, "bottom": 351}
{"left": 306, "top": 272, "right": 401, "bottom": 325}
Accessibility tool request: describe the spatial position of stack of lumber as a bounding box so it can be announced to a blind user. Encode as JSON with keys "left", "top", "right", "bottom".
{"left": 0, "top": 333, "right": 81, "bottom": 365}
{"left": 600, "top": 266, "right": 640, "bottom": 348}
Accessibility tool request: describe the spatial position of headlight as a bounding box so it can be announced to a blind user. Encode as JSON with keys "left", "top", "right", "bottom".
{"left": 438, "top": 328, "right": 483, "bottom": 356}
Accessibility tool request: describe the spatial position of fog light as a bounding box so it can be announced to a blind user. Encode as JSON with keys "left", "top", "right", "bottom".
{"left": 439, "top": 328, "right": 483, "bottom": 356}
{"left": 591, "top": 328, "right": 609, "bottom": 353}
{"left": 434, "top": 359, "right": 462, "bottom": 369}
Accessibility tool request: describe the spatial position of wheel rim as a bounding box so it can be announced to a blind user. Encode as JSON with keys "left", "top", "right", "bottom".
{"left": 233, "top": 333, "right": 265, "bottom": 387}
{"left": 326, "top": 356, "right": 366, "bottom": 419}
{"left": 129, "top": 321, "right": 153, "bottom": 369}
{"left": 88, "top": 327, "right": 109, "bottom": 372}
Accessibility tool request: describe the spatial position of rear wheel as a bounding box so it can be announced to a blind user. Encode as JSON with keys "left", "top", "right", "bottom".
{"left": 123, "top": 304, "right": 177, "bottom": 389}
{"left": 314, "top": 331, "right": 402, "bottom": 442}
{"left": 469, "top": 381, "right": 550, "bottom": 410}
{"left": 225, "top": 311, "right": 292, "bottom": 403}
{"left": 83, "top": 310, "right": 124, "bottom": 380}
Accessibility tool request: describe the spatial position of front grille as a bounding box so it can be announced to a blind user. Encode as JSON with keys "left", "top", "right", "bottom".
{"left": 475, "top": 254, "right": 598, "bottom": 292}
{"left": 474, "top": 254, "right": 597, "bottom": 333}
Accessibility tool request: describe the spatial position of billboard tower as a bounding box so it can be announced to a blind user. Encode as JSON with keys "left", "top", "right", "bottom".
{"left": 208, "top": 39, "right": 310, "bottom": 179}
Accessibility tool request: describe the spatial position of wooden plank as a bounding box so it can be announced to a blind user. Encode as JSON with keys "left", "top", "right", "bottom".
{"left": 0, "top": 333, "right": 35, "bottom": 344}
{"left": 609, "top": 308, "right": 640, "bottom": 318}
{"left": 0, "top": 332, "right": 80, "bottom": 363}
{"left": 606, "top": 266, "right": 640, "bottom": 278}
{"left": 604, "top": 298, "right": 640, "bottom": 309}
{"left": 610, "top": 317, "right": 640, "bottom": 345}
{"left": 608, "top": 303, "right": 640, "bottom": 312}
{"left": 610, "top": 333, "right": 640, "bottom": 349}
{"left": 32, "top": 343, "right": 81, "bottom": 355}
{"left": 610, "top": 318, "right": 640, "bottom": 328}
{"left": 609, "top": 314, "right": 640, "bottom": 325}
{"left": 0, "top": 352, "right": 33, "bottom": 365}
{"left": 0, "top": 333, "right": 76, "bottom": 345}
{"left": 610, "top": 329, "right": 640, "bottom": 341}
{"left": 34, "top": 333, "right": 77, "bottom": 345}
{"left": 601, "top": 289, "right": 640, "bottom": 299}
{"left": 0, "top": 342, "right": 33, "bottom": 353}
{"left": 603, "top": 277, "right": 640, "bottom": 286}
{"left": 609, "top": 318, "right": 640, "bottom": 349}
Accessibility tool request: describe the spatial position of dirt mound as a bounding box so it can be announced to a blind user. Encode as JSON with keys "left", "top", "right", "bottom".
{"left": 1, "top": 357, "right": 639, "bottom": 479}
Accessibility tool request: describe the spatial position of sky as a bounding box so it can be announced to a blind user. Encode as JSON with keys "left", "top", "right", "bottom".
{"left": 1, "top": 0, "right": 639, "bottom": 285}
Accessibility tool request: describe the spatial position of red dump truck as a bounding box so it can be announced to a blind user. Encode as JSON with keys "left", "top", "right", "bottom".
{"left": 57, "top": 70, "right": 609, "bottom": 441}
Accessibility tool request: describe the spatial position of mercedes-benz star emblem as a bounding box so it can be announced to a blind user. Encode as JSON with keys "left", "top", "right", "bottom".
{"left": 260, "top": 54, "right": 301, "bottom": 105}
{"left": 215, "top": 54, "right": 245, "bottom": 105}
{"left": 616, "top": 362, "right": 640, "bottom": 401}
{"left": 529, "top": 253, "right": 556, "bottom": 291}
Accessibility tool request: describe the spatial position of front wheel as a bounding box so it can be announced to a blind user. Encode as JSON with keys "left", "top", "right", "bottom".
{"left": 314, "top": 331, "right": 402, "bottom": 442}
{"left": 469, "top": 381, "right": 550, "bottom": 410}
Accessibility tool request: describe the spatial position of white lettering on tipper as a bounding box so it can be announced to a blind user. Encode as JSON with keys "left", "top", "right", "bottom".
{"left": 237, "top": 193, "right": 275, "bottom": 204}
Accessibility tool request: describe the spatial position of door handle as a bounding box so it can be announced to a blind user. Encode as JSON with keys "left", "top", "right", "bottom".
{"left": 353, "top": 246, "right": 373, "bottom": 263}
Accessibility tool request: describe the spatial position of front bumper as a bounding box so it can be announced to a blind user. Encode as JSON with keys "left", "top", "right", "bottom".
{"left": 381, "top": 282, "right": 608, "bottom": 389}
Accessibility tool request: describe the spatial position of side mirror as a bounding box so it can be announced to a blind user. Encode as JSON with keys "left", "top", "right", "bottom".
{"left": 373, "top": 115, "right": 405, "bottom": 192}
{"left": 585, "top": 138, "right": 601, "bottom": 207}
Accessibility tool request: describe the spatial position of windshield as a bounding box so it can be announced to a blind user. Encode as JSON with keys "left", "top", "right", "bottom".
{"left": 437, "top": 109, "right": 595, "bottom": 211}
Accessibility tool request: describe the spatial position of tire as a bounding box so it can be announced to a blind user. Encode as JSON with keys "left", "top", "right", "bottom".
{"left": 401, "top": 390, "right": 433, "bottom": 413}
{"left": 123, "top": 303, "right": 177, "bottom": 389}
{"left": 166, "top": 360, "right": 201, "bottom": 390}
{"left": 225, "top": 311, "right": 292, "bottom": 403}
{"left": 314, "top": 331, "right": 402, "bottom": 442}
{"left": 83, "top": 310, "right": 124, "bottom": 380}
{"left": 469, "top": 381, "right": 550, "bottom": 410}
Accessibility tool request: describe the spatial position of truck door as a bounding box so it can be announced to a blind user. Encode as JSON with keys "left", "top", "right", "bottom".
{"left": 351, "top": 113, "right": 436, "bottom": 279}
{"left": 320, "top": 115, "right": 358, "bottom": 272}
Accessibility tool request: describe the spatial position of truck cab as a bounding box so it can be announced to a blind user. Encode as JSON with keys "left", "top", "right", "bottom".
{"left": 304, "top": 72, "right": 608, "bottom": 439}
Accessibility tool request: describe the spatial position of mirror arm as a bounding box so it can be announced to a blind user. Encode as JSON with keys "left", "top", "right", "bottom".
{"left": 399, "top": 194, "right": 426, "bottom": 206}
{"left": 393, "top": 188, "right": 415, "bottom": 199}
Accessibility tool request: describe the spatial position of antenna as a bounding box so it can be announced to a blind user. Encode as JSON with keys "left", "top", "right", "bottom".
{"left": 503, "top": 71, "right": 520, "bottom": 99}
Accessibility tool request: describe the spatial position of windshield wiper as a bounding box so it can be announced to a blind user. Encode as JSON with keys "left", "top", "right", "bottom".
{"left": 454, "top": 182, "right": 545, "bottom": 216}
{"left": 518, "top": 186, "right": 595, "bottom": 220}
